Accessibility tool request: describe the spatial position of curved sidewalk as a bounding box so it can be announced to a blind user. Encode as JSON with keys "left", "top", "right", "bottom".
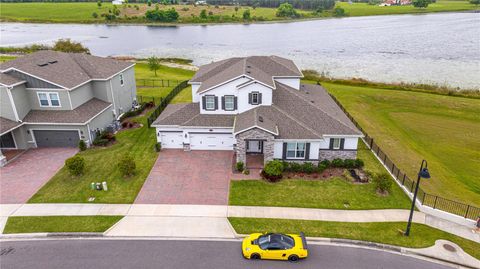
{"left": 1, "top": 203, "right": 478, "bottom": 243}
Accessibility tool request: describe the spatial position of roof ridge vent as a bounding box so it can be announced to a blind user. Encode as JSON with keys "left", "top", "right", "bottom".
{"left": 48, "top": 60, "right": 58, "bottom": 64}
{"left": 37, "top": 62, "right": 48, "bottom": 67}
{"left": 258, "top": 116, "right": 264, "bottom": 122}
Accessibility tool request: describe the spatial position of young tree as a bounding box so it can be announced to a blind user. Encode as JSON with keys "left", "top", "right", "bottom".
{"left": 242, "top": 9, "right": 251, "bottom": 20}
{"left": 200, "top": 9, "right": 208, "bottom": 19}
{"left": 147, "top": 0, "right": 152, "bottom": 6}
{"left": 147, "top": 56, "right": 160, "bottom": 76}
{"left": 412, "top": 0, "right": 429, "bottom": 8}
{"left": 234, "top": 6, "right": 239, "bottom": 12}
{"left": 97, "top": 0, "right": 102, "bottom": 8}
{"left": 53, "top": 39, "right": 90, "bottom": 54}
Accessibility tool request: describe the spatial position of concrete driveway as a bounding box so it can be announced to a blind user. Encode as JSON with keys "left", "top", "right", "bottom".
{"left": 0, "top": 148, "right": 78, "bottom": 204}
{"left": 135, "top": 150, "right": 233, "bottom": 205}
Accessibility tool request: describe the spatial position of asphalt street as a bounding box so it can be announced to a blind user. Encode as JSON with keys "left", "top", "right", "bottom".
{"left": 0, "top": 239, "right": 453, "bottom": 269}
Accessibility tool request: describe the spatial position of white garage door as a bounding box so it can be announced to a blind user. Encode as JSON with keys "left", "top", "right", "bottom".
{"left": 189, "top": 133, "right": 234, "bottom": 150}
{"left": 160, "top": 132, "right": 183, "bottom": 149}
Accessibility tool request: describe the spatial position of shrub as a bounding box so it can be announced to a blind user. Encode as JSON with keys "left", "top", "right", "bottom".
{"left": 262, "top": 160, "right": 284, "bottom": 182}
{"left": 97, "top": 1, "right": 102, "bottom": 8}
{"left": 354, "top": 159, "right": 364, "bottom": 168}
{"left": 471, "top": 0, "right": 480, "bottom": 5}
{"left": 413, "top": 0, "right": 429, "bottom": 8}
{"left": 65, "top": 156, "right": 85, "bottom": 176}
{"left": 118, "top": 154, "right": 136, "bottom": 177}
{"left": 333, "top": 7, "right": 346, "bottom": 17}
{"left": 343, "top": 159, "right": 356, "bottom": 169}
{"left": 242, "top": 9, "right": 251, "bottom": 20}
{"left": 53, "top": 39, "right": 90, "bottom": 54}
{"left": 78, "top": 140, "right": 87, "bottom": 151}
{"left": 302, "top": 162, "right": 316, "bottom": 174}
{"left": 331, "top": 158, "right": 344, "bottom": 168}
{"left": 236, "top": 161, "right": 244, "bottom": 172}
{"left": 276, "top": 3, "right": 298, "bottom": 18}
{"left": 200, "top": 9, "right": 208, "bottom": 19}
{"left": 145, "top": 8, "right": 179, "bottom": 22}
{"left": 318, "top": 163, "right": 328, "bottom": 173}
{"left": 373, "top": 173, "right": 392, "bottom": 195}
{"left": 243, "top": 169, "right": 250, "bottom": 175}
{"left": 155, "top": 142, "right": 162, "bottom": 152}
{"left": 92, "top": 12, "right": 99, "bottom": 18}
{"left": 93, "top": 138, "right": 109, "bottom": 146}
{"left": 319, "top": 159, "right": 330, "bottom": 168}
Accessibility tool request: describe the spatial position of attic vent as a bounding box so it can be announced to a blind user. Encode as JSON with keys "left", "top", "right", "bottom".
{"left": 258, "top": 116, "right": 264, "bottom": 123}
{"left": 37, "top": 62, "right": 48, "bottom": 67}
{"left": 246, "top": 71, "right": 251, "bottom": 74}
{"left": 311, "top": 101, "right": 315, "bottom": 103}
{"left": 247, "top": 65, "right": 251, "bottom": 68}
{"left": 48, "top": 60, "right": 58, "bottom": 64}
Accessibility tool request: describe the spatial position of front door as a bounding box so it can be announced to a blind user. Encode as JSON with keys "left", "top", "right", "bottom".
{"left": 246, "top": 140, "right": 263, "bottom": 153}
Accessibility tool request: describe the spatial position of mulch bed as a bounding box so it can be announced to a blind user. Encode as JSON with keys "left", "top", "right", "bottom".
{"left": 284, "top": 168, "right": 345, "bottom": 180}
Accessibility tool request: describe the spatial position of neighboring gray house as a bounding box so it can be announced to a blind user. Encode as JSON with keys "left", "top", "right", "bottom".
{"left": 0, "top": 51, "right": 136, "bottom": 164}
{"left": 152, "top": 56, "right": 363, "bottom": 166}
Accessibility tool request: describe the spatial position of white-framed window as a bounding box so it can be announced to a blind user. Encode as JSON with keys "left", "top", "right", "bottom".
{"left": 251, "top": 92, "right": 259, "bottom": 105}
{"left": 224, "top": 95, "right": 235, "bottom": 111}
{"left": 205, "top": 95, "right": 215, "bottom": 110}
{"left": 37, "top": 92, "right": 61, "bottom": 107}
{"left": 332, "top": 138, "right": 341, "bottom": 149}
{"left": 286, "top": 142, "right": 306, "bottom": 159}
{"left": 119, "top": 73, "right": 124, "bottom": 86}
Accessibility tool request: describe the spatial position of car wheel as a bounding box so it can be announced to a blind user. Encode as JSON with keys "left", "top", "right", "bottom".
{"left": 288, "top": 255, "right": 299, "bottom": 262}
{"left": 250, "top": 253, "right": 261, "bottom": 260}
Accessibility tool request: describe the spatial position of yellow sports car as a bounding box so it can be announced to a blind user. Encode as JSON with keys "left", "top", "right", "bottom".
{"left": 242, "top": 232, "right": 308, "bottom": 262}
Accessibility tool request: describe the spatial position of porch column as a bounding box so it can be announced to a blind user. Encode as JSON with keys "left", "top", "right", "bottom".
{"left": 0, "top": 149, "right": 6, "bottom": 167}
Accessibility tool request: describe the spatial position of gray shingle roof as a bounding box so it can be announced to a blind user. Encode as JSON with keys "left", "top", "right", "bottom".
{"left": 0, "top": 73, "right": 25, "bottom": 86}
{"left": 233, "top": 107, "right": 278, "bottom": 135}
{"left": 191, "top": 56, "right": 302, "bottom": 93}
{"left": 0, "top": 51, "right": 134, "bottom": 89}
{"left": 0, "top": 117, "right": 22, "bottom": 135}
{"left": 152, "top": 103, "right": 234, "bottom": 127}
{"left": 23, "top": 98, "right": 112, "bottom": 124}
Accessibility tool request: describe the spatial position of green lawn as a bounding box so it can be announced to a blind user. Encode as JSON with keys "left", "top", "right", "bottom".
{"left": 323, "top": 82, "right": 480, "bottom": 207}
{"left": 229, "top": 141, "right": 412, "bottom": 210}
{"left": 229, "top": 218, "right": 480, "bottom": 260}
{"left": 338, "top": 1, "right": 477, "bottom": 16}
{"left": 135, "top": 62, "right": 194, "bottom": 100}
{"left": 3, "top": 216, "right": 122, "bottom": 234}
{"left": 28, "top": 115, "right": 158, "bottom": 203}
{"left": 171, "top": 86, "right": 193, "bottom": 104}
{"left": 0, "top": 55, "right": 17, "bottom": 63}
{"left": 1, "top": 1, "right": 476, "bottom": 24}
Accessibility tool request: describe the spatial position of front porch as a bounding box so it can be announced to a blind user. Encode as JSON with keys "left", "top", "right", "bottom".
{"left": 235, "top": 127, "right": 275, "bottom": 167}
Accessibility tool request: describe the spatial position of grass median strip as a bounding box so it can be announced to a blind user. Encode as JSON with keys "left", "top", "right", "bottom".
{"left": 3, "top": 216, "right": 123, "bottom": 234}
{"left": 228, "top": 217, "right": 480, "bottom": 260}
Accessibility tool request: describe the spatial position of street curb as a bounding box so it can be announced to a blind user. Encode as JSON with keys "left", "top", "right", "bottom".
{"left": 1, "top": 232, "right": 103, "bottom": 239}
{"left": 234, "top": 233, "right": 477, "bottom": 268}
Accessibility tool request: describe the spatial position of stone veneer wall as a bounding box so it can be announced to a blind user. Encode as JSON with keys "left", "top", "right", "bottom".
{"left": 319, "top": 150, "right": 357, "bottom": 160}
{"left": 235, "top": 128, "right": 274, "bottom": 164}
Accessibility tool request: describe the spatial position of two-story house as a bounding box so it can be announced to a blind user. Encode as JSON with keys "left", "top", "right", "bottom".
{"left": 0, "top": 51, "right": 136, "bottom": 164}
{"left": 152, "top": 56, "right": 363, "bottom": 166}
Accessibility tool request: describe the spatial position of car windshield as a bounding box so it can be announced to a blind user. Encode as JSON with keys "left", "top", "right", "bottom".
{"left": 257, "top": 234, "right": 295, "bottom": 250}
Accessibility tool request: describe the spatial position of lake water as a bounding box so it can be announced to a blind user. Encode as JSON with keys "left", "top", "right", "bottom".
{"left": 1, "top": 12, "right": 479, "bottom": 88}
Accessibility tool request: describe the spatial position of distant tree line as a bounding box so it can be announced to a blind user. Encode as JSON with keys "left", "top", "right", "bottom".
{"left": 205, "top": 0, "right": 335, "bottom": 10}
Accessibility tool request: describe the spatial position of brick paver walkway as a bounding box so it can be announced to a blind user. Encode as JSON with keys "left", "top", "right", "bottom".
{"left": 135, "top": 150, "right": 234, "bottom": 205}
{"left": 0, "top": 148, "right": 78, "bottom": 204}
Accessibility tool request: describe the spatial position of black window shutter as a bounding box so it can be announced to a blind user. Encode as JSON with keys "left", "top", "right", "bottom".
{"left": 282, "top": 142, "right": 287, "bottom": 160}
{"left": 329, "top": 138, "right": 334, "bottom": 150}
{"left": 202, "top": 96, "right": 206, "bottom": 110}
{"left": 214, "top": 96, "right": 218, "bottom": 110}
{"left": 234, "top": 96, "right": 238, "bottom": 110}
{"left": 340, "top": 138, "right": 345, "bottom": 150}
{"left": 221, "top": 96, "right": 225, "bottom": 110}
{"left": 305, "top": 143, "right": 310, "bottom": 160}
{"left": 258, "top": 93, "right": 262, "bottom": 104}
{"left": 248, "top": 93, "right": 252, "bottom": 104}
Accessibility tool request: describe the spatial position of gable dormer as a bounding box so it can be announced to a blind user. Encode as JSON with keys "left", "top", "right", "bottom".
{"left": 189, "top": 56, "right": 303, "bottom": 115}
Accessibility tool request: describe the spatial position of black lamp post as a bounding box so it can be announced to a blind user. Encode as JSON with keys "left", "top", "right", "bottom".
{"left": 405, "top": 159, "right": 430, "bottom": 236}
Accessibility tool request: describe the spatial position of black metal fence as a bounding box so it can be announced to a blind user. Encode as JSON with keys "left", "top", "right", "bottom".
{"left": 137, "top": 79, "right": 181, "bottom": 88}
{"left": 329, "top": 93, "right": 480, "bottom": 221}
{"left": 146, "top": 80, "right": 189, "bottom": 128}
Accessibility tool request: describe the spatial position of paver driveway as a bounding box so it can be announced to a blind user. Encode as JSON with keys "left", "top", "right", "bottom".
{"left": 135, "top": 150, "right": 233, "bottom": 205}
{"left": 0, "top": 148, "right": 78, "bottom": 204}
